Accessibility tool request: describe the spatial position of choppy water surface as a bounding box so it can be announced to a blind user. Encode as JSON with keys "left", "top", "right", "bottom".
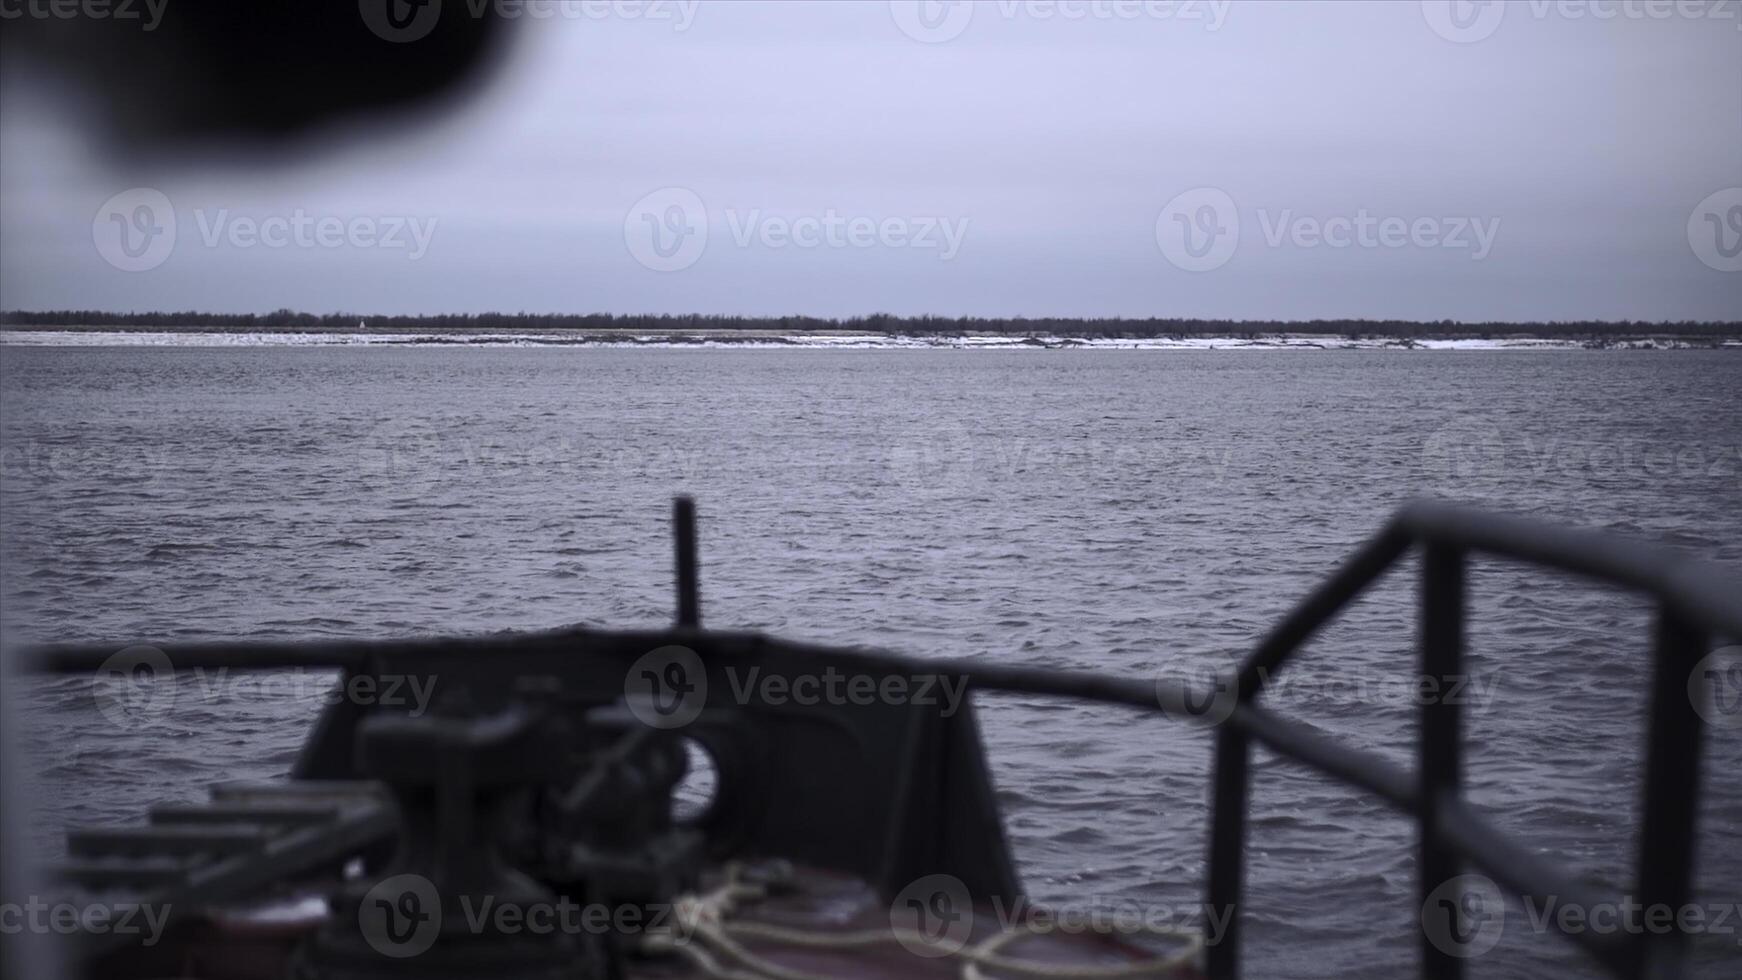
{"left": 3, "top": 348, "right": 1740, "bottom": 979}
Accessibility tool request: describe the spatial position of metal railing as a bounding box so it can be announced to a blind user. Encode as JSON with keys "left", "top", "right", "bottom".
{"left": 1201, "top": 500, "right": 1742, "bottom": 980}
{"left": 14, "top": 499, "right": 1742, "bottom": 979}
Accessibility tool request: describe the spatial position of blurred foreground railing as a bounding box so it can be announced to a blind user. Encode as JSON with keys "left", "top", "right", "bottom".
{"left": 15, "top": 499, "right": 1742, "bottom": 980}
{"left": 1203, "top": 500, "right": 1742, "bottom": 980}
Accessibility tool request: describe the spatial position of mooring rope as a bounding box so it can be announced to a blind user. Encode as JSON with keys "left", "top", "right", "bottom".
{"left": 640, "top": 863, "right": 1202, "bottom": 980}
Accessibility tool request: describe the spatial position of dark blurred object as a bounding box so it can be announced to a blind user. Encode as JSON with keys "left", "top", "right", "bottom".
{"left": 0, "top": 1, "right": 513, "bottom": 149}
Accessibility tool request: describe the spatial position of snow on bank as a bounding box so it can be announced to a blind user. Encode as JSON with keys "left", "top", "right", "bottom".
{"left": 0, "top": 331, "right": 1730, "bottom": 351}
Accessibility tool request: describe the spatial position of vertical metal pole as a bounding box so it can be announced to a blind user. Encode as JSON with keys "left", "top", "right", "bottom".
{"left": 1205, "top": 724, "right": 1250, "bottom": 980}
{"left": 1631, "top": 609, "right": 1706, "bottom": 980}
{"left": 674, "top": 496, "right": 700, "bottom": 629}
{"left": 1420, "top": 543, "right": 1465, "bottom": 980}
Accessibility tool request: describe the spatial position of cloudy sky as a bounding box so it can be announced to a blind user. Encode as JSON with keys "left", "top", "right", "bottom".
{"left": 1, "top": 0, "right": 1738, "bottom": 321}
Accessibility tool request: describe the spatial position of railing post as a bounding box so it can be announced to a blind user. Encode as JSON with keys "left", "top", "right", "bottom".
{"left": 1630, "top": 609, "right": 1707, "bottom": 980}
{"left": 1205, "top": 724, "right": 1250, "bottom": 980}
{"left": 674, "top": 496, "right": 700, "bottom": 629}
{"left": 1419, "top": 543, "right": 1466, "bottom": 980}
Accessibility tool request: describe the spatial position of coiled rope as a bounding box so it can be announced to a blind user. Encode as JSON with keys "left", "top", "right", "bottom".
{"left": 640, "top": 863, "right": 1202, "bottom": 980}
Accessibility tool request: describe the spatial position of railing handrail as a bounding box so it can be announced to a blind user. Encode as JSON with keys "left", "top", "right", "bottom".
{"left": 1394, "top": 500, "right": 1742, "bottom": 640}
{"left": 8, "top": 501, "right": 1740, "bottom": 980}
{"left": 1209, "top": 500, "right": 1741, "bottom": 980}
{"left": 1241, "top": 502, "right": 1741, "bottom": 695}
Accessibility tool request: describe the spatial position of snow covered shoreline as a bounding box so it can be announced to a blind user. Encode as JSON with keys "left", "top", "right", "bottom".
{"left": 1, "top": 330, "right": 1734, "bottom": 350}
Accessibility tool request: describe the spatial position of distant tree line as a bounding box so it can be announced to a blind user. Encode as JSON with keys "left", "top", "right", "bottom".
{"left": 2, "top": 309, "right": 1738, "bottom": 340}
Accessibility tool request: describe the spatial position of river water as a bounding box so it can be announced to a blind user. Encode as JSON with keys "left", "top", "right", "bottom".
{"left": 3, "top": 346, "right": 1740, "bottom": 978}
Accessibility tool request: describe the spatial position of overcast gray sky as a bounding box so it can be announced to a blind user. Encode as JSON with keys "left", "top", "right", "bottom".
{"left": 1, "top": 0, "right": 1738, "bottom": 321}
